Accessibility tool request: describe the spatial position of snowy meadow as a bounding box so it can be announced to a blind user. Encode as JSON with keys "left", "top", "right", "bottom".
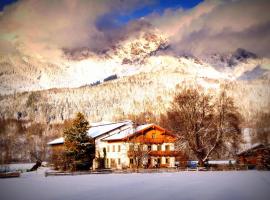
{"left": 0, "top": 168, "right": 270, "bottom": 200}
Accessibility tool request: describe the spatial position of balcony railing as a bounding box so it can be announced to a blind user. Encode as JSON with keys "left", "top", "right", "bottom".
{"left": 135, "top": 138, "right": 173, "bottom": 144}
{"left": 149, "top": 150, "right": 181, "bottom": 157}
{"left": 128, "top": 150, "right": 182, "bottom": 157}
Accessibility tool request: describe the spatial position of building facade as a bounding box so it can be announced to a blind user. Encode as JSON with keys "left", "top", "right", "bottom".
{"left": 237, "top": 143, "right": 270, "bottom": 170}
{"left": 101, "top": 124, "right": 182, "bottom": 169}
{"left": 48, "top": 121, "right": 186, "bottom": 170}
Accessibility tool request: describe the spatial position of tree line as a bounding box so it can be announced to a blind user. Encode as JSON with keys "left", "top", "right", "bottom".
{"left": 1, "top": 88, "right": 269, "bottom": 169}
{"left": 56, "top": 89, "right": 245, "bottom": 170}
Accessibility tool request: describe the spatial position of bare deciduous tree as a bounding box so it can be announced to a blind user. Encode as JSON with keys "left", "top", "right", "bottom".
{"left": 252, "top": 112, "right": 270, "bottom": 145}
{"left": 162, "top": 89, "right": 242, "bottom": 166}
{"left": 128, "top": 143, "right": 146, "bottom": 169}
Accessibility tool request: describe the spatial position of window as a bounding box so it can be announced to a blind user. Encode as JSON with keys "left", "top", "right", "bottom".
{"left": 157, "top": 145, "right": 162, "bottom": 151}
{"left": 166, "top": 158, "right": 170, "bottom": 164}
{"left": 165, "top": 145, "right": 170, "bottom": 151}
{"left": 118, "top": 145, "right": 121, "bottom": 152}
{"left": 118, "top": 158, "right": 121, "bottom": 165}
{"left": 111, "top": 158, "right": 116, "bottom": 168}
{"left": 152, "top": 133, "right": 156, "bottom": 139}
{"left": 112, "top": 145, "right": 115, "bottom": 152}
{"left": 129, "top": 145, "right": 134, "bottom": 151}
{"left": 130, "top": 158, "right": 134, "bottom": 164}
{"left": 107, "top": 146, "right": 110, "bottom": 152}
{"left": 148, "top": 145, "right": 152, "bottom": 151}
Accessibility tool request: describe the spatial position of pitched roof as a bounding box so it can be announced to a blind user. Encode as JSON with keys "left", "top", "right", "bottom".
{"left": 135, "top": 124, "right": 154, "bottom": 133}
{"left": 47, "top": 120, "right": 132, "bottom": 145}
{"left": 102, "top": 127, "right": 133, "bottom": 141}
{"left": 102, "top": 123, "right": 168, "bottom": 141}
{"left": 88, "top": 121, "right": 131, "bottom": 138}
{"left": 135, "top": 123, "right": 166, "bottom": 133}
{"left": 47, "top": 137, "right": 64, "bottom": 145}
{"left": 237, "top": 143, "right": 270, "bottom": 155}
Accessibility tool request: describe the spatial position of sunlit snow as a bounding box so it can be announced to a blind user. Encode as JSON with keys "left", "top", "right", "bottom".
{"left": 0, "top": 168, "right": 270, "bottom": 200}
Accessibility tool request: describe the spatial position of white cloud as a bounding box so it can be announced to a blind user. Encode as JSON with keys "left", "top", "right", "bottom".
{"left": 0, "top": 0, "right": 152, "bottom": 59}
{"left": 0, "top": 0, "right": 269, "bottom": 59}
{"left": 145, "top": 0, "right": 270, "bottom": 57}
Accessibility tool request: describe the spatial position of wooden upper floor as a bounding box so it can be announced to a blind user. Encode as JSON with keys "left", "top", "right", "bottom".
{"left": 105, "top": 124, "right": 177, "bottom": 144}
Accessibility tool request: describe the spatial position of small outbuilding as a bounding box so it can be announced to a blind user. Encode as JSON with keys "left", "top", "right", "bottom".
{"left": 237, "top": 144, "right": 270, "bottom": 170}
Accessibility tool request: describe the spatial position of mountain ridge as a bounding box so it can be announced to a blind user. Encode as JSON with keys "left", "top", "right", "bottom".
{"left": 1, "top": 28, "right": 269, "bottom": 95}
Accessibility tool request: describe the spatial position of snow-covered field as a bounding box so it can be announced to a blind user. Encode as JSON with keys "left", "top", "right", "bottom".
{"left": 0, "top": 163, "right": 35, "bottom": 172}
{"left": 1, "top": 168, "right": 270, "bottom": 200}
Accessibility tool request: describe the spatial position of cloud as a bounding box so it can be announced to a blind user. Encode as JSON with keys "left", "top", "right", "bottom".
{"left": 0, "top": 0, "right": 269, "bottom": 59}
{"left": 0, "top": 1, "right": 99, "bottom": 57}
{"left": 145, "top": 0, "right": 270, "bottom": 57}
{"left": 0, "top": 0, "right": 152, "bottom": 59}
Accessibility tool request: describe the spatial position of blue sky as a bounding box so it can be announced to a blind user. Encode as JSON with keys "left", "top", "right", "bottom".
{"left": 0, "top": 0, "right": 203, "bottom": 18}
{"left": 0, "top": 0, "right": 17, "bottom": 11}
{"left": 1, "top": 0, "right": 203, "bottom": 32}
{"left": 117, "top": 0, "right": 203, "bottom": 24}
{"left": 94, "top": 0, "right": 204, "bottom": 30}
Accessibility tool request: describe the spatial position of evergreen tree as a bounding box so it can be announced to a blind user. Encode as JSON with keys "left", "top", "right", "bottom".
{"left": 63, "top": 112, "right": 95, "bottom": 171}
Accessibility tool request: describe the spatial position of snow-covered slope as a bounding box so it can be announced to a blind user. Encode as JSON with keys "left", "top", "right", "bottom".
{"left": 1, "top": 29, "right": 269, "bottom": 95}
{"left": 0, "top": 28, "right": 269, "bottom": 125}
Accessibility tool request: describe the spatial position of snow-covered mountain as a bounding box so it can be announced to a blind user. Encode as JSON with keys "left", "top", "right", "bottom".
{"left": 1, "top": 29, "right": 269, "bottom": 95}
{"left": 0, "top": 28, "right": 269, "bottom": 125}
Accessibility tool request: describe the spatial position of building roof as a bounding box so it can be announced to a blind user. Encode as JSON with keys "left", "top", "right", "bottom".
{"left": 47, "top": 120, "right": 132, "bottom": 145}
{"left": 237, "top": 143, "right": 270, "bottom": 156}
{"left": 102, "top": 125, "right": 136, "bottom": 141}
{"left": 135, "top": 124, "right": 154, "bottom": 133}
{"left": 88, "top": 121, "right": 131, "bottom": 138}
{"left": 47, "top": 137, "right": 64, "bottom": 145}
{"left": 135, "top": 123, "right": 166, "bottom": 133}
{"left": 102, "top": 123, "right": 167, "bottom": 141}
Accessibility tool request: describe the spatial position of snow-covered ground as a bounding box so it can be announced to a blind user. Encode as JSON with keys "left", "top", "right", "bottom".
{"left": 0, "top": 168, "right": 270, "bottom": 200}
{"left": 0, "top": 163, "right": 35, "bottom": 172}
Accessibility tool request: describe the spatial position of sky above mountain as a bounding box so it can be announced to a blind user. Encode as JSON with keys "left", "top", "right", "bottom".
{"left": 0, "top": 0, "right": 270, "bottom": 59}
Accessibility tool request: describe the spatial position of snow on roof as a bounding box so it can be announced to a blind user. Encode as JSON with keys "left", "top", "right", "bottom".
{"left": 102, "top": 127, "right": 134, "bottom": 141}
{"left": 88, "top": 121, "right": 132, "bottom": 138}
{"left": 135, "top": 124, "right": 154, "bottom": 133}
{"left": 237, "top": 143, "right": 267, "bottom": 155}
{"left": 47, "top": 120, "right": 132, "bottom": 145}
{"left": 103, "top": 123, "right": 159, "bottom": 141}
{"left": 47, "top": 137, "right": 64, "bottom": 145}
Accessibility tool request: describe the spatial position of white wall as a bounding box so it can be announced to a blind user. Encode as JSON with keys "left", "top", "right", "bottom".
{"left": 94, "top": 140, "right": 176, "bottom": 169}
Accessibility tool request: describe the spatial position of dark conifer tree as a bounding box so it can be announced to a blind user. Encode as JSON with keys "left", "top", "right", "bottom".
{"left": 64, "top": 112, "right": 95, "bottom": 171}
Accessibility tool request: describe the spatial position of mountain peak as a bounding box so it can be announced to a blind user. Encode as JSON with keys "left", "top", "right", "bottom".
{"left": 229, "top": 48, "right": 258, "bottom": 67}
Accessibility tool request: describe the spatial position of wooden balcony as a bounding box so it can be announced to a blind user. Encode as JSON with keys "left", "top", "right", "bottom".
{"left": 128, "top": 150, "right": 182, "bottom": 157}
{"left": 149, "top": 150, "right": 182, "bottom": 157}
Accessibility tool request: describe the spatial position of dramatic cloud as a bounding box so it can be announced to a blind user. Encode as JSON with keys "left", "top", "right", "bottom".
{"left": 0, "top": 0, "right": 269, "bottom": 59}
{"left": 146, "top": 0, "right": 270, "bottom": 57}
{"left": 0, "top": 0, "right": 152, "bottom": 58}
